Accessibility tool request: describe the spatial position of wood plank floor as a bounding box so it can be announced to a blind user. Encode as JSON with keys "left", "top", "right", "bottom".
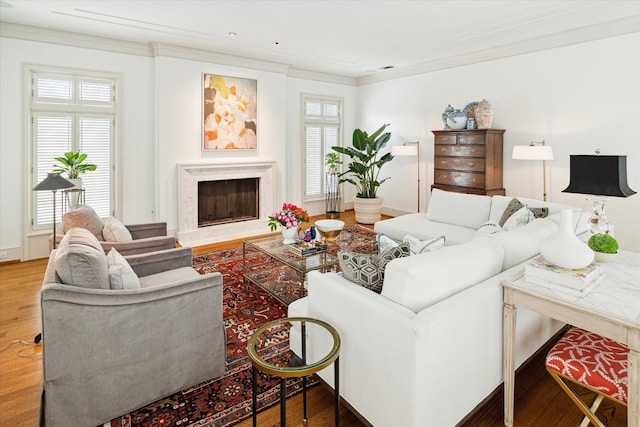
{"left": 0, "top": 210, "right": 626, "bottom": 426}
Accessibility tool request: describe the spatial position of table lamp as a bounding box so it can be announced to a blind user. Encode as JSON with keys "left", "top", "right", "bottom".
{"left": 562, "top": 152, "right": 636, "bottom": 235}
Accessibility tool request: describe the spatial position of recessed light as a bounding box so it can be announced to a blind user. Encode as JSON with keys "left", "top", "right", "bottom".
{"left": 272, "top": 41, "right": 280, "bottom": 46}
{"left": 380, "top": 65, "right": 395, "bottom": 70}
{"left": 228, "top": 32, "right": 237, "bottom": 37}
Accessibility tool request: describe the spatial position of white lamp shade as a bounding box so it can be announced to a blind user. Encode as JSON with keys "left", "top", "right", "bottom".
{"left": 392, "top": 145, "right": 418, "bottom": 156}
{"left": 512, "top": 145, "right": 554, "bottom": 161}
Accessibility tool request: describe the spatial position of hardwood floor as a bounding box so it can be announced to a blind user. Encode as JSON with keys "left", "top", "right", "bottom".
{"left": 0, "top": 211, "right": 626, "bottom": 426}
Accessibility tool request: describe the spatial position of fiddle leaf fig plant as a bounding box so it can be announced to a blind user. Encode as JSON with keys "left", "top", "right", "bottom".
{"left": 331, "top": 123, "right": 393, "bottom": 198}
{"left": 53, "top": 151, "right": 97, "bottom": 179}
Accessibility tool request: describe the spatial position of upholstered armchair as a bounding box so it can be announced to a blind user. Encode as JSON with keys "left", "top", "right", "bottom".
{"left": 40, "top": 227, "right": 226, "bottom": 427}
{"left": 50, "top": 204, "right": 176, "bottom": 256}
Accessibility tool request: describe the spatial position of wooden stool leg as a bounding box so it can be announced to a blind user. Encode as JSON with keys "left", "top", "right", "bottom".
{"left": 548, "top": 370, "right": 605, "bottom": 427}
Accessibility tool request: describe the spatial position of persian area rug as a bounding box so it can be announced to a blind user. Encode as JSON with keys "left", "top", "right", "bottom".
{"left": 111, "top": 224, "right": 377, "bottom": 427}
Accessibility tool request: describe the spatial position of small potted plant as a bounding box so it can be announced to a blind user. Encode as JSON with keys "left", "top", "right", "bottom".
{"left": 588, "top": 233, "right": 619, "bottom": 262}
{"left": 53, "top": 151, "right": 97, "bottom": 188}
{"left": 325, "top": 152, "right": 342, "bottom": 218}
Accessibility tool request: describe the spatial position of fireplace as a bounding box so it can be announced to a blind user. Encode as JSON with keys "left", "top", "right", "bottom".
{"left": 198, "top": 178, "right": 259, "bottom": 227}
{"left": 177, "top": 162, "right": 276, "bottom": 246}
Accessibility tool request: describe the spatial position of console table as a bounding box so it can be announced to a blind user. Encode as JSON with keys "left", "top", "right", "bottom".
{"left": 502, "top": 250, "right": 639, "bottom": 427}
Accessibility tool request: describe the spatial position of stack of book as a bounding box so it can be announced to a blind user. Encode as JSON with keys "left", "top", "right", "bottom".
{"left": 288, "top": 241, "right": 327, "bottom": 257}
{"left": 524, "top": 255, "right": 604, "bottom": 294}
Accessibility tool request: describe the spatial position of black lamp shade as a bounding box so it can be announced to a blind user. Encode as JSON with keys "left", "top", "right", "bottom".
{"left": 562, "top": 155, "right": 636, "bottom": 197}
{"left": 33, "top": 172, "right": 75, "bottom": 191}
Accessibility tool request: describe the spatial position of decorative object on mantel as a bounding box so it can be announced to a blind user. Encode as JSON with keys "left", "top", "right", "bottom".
{"left": 474, "top": 98, "right": 494, "bottom": 129}
{"left": 588, "top": 233, "right": 619, "bottom": 263}
{"left": 446, "top": 109, "right": 467, "bottom": 130}
{"left": 562, "top": 150, "right": 636, "bottom": 235}
{"left": 512, "top": 141, "right": 554, "bottom": 201}
{"left": 332, "top": 123, "right": 394, "bottom": 224}
{"left": 267, "top": 203, "right": 310, "bottom": 244}
{"left": 441, "top": 104, "right": 454, "bottom": 129}
{"left": 540, "top": 208, "right": 594, "bottom": 269}
{"left": 202, "top": 73, "right": 257, "bottom": 150}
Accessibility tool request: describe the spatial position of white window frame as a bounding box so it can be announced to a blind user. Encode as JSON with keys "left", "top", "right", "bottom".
{"left": 26, "top": 65, "right": 120, "bottom": 236}
{"left": 301, "top": 94, "right": 343, "bottom": 202}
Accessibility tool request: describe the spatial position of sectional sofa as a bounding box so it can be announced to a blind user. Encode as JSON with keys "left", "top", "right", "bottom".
{"left": 288, "top": 189, "right": 589, "bottom": 427}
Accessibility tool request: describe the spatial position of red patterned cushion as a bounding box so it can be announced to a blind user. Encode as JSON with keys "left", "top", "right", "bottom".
{"left": 546, "top": 327, "right": 628, "bottom": 403}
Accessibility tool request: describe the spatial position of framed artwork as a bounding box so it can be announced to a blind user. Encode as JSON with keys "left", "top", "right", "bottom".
{"left": 203, "top": 73, "right": 257, "bottom": 150}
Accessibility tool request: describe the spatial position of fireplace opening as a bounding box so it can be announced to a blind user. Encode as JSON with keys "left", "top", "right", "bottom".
{"left": 198, "top": 178, "right": 259, "bottom": 227}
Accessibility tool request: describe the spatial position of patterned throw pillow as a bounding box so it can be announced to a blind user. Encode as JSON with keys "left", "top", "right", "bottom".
{"left": 339, "top": 243, "right": 410, "bottom": 293}
{"left": 499, "top": 198, "right": 549, "bottom": 228}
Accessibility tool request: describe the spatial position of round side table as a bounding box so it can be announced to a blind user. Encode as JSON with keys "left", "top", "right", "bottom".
{"left": 247, "top": 316, "right": 341, "bottom": 426}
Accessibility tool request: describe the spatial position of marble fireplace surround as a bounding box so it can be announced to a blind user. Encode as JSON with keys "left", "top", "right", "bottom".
{"left": 177, "top": 162, "right": 277, "bottom": 246}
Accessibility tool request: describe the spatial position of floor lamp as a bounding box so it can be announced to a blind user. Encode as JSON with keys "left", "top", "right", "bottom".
{"left": 392, "top": 141, "right": 420, "bottom": 212}
{"left": 512, "top": 141, "right": 554, "bottom": 201}
{"left": 33, "top": 172, "right": 74, "bottom": 250}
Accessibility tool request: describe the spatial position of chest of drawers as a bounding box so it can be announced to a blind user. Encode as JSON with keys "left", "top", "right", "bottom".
{"left": 431, "top": 129, "right": 505, "bottom": 196}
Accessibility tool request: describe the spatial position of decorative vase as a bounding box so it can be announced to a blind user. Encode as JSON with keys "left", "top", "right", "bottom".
{"left": 68, "top": 178, "right": 83, "bottom": 208}
{"left": 540, "top": 209, "right": 594, "bottom": 269}
{"left": 474, "top": 99, "right": 494, "bottom": 129}
{"left": 441, "top": 104, "right": 454, "bottom": 129}
{"left": 281, "top": 225, "right": 298, "bottom": 244}
{"left": 446, "top": 109, "right": 467, "bottom": 130}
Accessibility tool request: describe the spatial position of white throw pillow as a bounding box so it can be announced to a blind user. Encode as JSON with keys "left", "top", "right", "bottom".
{"left": 102, "top": 217, "right": 133, "bottom": 242}
{"left": 55, "top": 227, "right": 110, "bottom": 289}
{"left": 503, "top": 207, "right": 534, "bottom": 231}
{"left": 475, "top": 220, "right": 503, "bottom": 238}
{"left": 106, "top": 248, "right": 140, "bottom": 290}
{"left": 402, "top": 235, "right": 446, "bottom": 254}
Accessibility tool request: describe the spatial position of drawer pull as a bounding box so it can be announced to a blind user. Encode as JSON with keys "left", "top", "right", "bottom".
{"left": 440, "top": 160, "right": 448, "bottom": 165}
{"left": 440, "top": 175, "right": 448, "bottom": 180}
{"left": 452, "top": 173, "right": 461, "bottom": 178}
{"left": 468, "top": 137, "right": 475, "bottom": 143}
{"left": 440, "top": 147, "right": 447, "bottom": 153}
{"left": 470, "top": 178, "right": 477, "bottom": 183}
{"left": 468, "top": 162, "right": 475, "bottom": 167}
{"left": 440, "top": 137, "right": 449, "bottom": 142}
{"left": 470, "top": 148, "right": 477, "bottom": 153}
{"left": 454, "top": 147, "right": 461, "bottom": 152}
{"left": 453, "top": 159, "right": 461, "bottom": 164}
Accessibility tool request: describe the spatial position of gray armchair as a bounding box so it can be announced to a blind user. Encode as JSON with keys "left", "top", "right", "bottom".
{"left": 51, "top": 204, "right": 176, "bottom": 256}
{"left": 40, "top": 227, "right": 226, "bottom": 427}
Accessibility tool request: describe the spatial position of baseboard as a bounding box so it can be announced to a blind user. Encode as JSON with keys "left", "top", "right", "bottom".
{"left": 455, "top": 324, "right": 571, "bottom": 426}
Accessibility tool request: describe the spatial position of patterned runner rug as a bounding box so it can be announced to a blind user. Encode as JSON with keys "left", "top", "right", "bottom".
{"left": 111, "top": 225, "right": 377, "bottom": 427}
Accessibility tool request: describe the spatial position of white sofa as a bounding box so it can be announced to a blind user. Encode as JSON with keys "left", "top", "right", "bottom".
{"left": 288, "top": 189, "right": 589, "bottom": 427}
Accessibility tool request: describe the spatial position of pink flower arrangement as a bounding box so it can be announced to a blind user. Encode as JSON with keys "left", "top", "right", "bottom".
{"left": 268, "top": 203, "right": 310, "bottom": 231}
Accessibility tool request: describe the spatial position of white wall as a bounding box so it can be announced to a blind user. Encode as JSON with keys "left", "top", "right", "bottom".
{"left": 357, "top": 33, "right": 640, "bottom": 251}
{"left": 0, "top": 37, "right": 155, "bottom": 261}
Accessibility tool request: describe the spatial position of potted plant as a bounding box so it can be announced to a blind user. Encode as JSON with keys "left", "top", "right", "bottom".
{"left": 53, "top": 151, "right": 97, "bottom": 187}
{"left": 588, "top": 233, "right": 619, "bottom": 262}
{"left": 332, "top": 123, "right": 393, "bottom": 224}
{"left": 325, "top": 152, "right": 343, "bottom": 218}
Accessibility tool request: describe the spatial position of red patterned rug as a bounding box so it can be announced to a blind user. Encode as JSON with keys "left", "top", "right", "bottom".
{"left": 110, "top": 225, "right": 376, "bottom": 427}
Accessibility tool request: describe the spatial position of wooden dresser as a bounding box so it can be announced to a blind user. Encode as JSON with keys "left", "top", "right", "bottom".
{"left": 431, "top": 129, "right": 505, "bottom": 196}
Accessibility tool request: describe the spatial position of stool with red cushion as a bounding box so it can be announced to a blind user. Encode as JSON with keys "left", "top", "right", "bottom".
{"left": 545, "top": 327, "right": 628, "bottom": 427}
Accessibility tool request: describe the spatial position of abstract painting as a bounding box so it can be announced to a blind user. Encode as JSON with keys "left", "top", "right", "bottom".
{"left": 203, "top": 74, "right": 257, "bottom": 150}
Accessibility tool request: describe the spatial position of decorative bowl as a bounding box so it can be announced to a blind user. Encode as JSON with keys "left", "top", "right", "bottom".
{"left": 314, "top": 219, "right": 345, "bottom": 242}
{"left": 446, "top": 109, "right": 468, "bottom": 130}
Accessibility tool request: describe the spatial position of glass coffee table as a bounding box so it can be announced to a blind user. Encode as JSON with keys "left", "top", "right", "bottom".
{"left": 248, "top": 317, "right": 341, "bottom": 426}
{"left": 242, "top": 234, "right": 341, "bottom": 305}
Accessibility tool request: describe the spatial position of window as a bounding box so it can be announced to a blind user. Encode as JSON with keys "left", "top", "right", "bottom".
{"left": 30, "top": 68, "right": 117, "bottom": 231}
{"left": 303, "top": 96, "right": 342, "bottom": 200}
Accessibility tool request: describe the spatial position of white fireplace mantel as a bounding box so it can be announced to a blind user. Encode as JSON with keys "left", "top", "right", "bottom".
{"left": 177, "top": 161, "right": 277, "bottom": 246}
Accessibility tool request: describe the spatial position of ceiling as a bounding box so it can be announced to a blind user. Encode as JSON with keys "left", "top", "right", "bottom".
{"left": 1, "top": 1, "right": 639, "bottom": 80}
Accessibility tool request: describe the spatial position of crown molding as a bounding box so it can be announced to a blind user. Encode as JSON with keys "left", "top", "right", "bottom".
{"left": 0, "top": 21, "right": 152, "bottom": 56}
{"left": 287, "top": 67, "right": 356, "bottom": 86}
{"left": 357, "top": 15, "right": 640, "bottom": 86}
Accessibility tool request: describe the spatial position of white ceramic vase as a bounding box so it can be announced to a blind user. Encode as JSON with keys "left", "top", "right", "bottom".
{"left": 540, "top": 209, "right": 594, "bottom": 269}
{"left": 281, "top": 225, "right": 298, "bottom": 244}
{"left": 354, "top": 197, "right": 383, "bottom": 224}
